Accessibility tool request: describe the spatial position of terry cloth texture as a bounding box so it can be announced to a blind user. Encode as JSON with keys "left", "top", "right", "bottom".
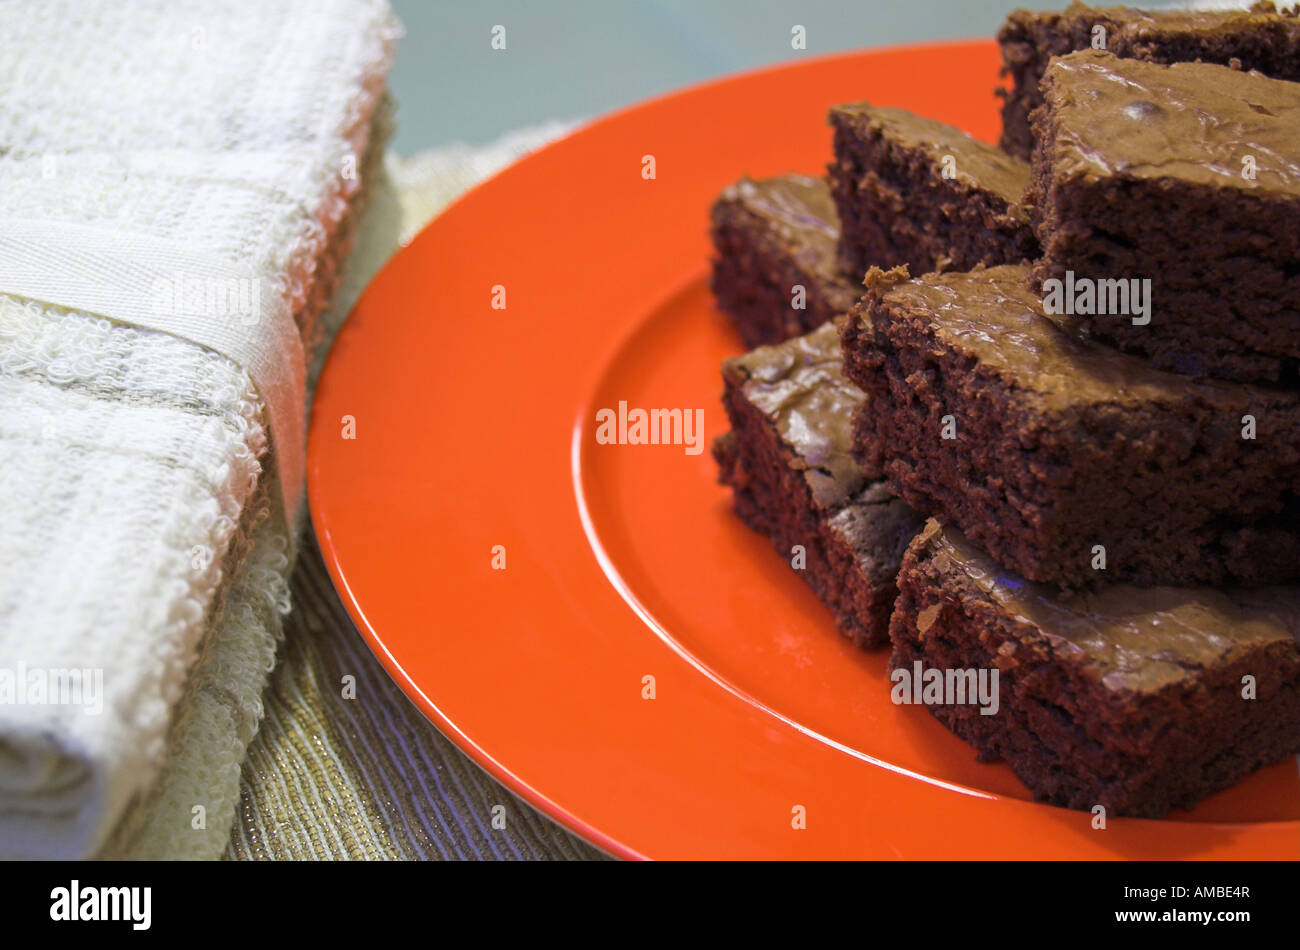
{"left": 226, "top": 124, "right": 607, "bottom": 860}
{"left": 0, "top": 0, "right": 399, "bottom": 859}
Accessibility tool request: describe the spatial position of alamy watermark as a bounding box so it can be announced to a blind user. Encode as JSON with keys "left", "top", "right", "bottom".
{"left": 151, "top": 272, "right": 262, "bottom": 325}
{"left": 594, "top": 401, "right": 704, "bottom": 455}
{"left": 890, "top": 661, "right": 999, "bottom": 716}
{"left": 0, "top": 662, "right": 103, "bottom": 715}
{"left": 1042, "top": 270, "right": 1151, "bottom": 326}
{"left": 50, "top": 880, "right": 150, "bottom": 930}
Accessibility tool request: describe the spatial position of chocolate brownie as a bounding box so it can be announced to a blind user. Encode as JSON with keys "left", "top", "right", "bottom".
{"left": 710, "top": 175, "right": 860, "bottom": 348}
{"left": 713, "top": 321, "right": 923, "bottom": 647}
{"left": 1027, "top": 50, "right": 1300, "bottom": 384}
{"left": 840, "top": 264, "right": 1300, "bottom": 588}
{"left": 998, "top": 1, "right": 1300, "bottom": 159}
{"left": 891, "top": 519, "right": 1300, "bottom": 818}
{"left": 827, "top": 103, "right": 1037, "bottom": 281}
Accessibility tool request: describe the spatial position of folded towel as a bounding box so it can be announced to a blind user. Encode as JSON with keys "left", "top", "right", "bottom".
{"left": 0, "top": 0, "right": 399, "bottom": 859}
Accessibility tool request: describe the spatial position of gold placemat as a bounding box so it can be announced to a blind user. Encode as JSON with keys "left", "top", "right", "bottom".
{"left": 225, "top": 529, "right": 604, "bottom": 860}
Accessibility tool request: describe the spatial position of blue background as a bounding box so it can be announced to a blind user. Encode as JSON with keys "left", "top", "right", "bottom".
{"left": 387, "top": 0, "right": 1078, "bottom": 152}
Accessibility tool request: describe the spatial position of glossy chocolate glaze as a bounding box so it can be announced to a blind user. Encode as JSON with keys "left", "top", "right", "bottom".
{"left": 1054, "top": 2, "right": 1299, "bottom": 40}
{"left": 1043, "top": 49, "right": 1300, "bottom": 196}
{"left": 718, "top": 175, "right": 848, "bottom": 287}
{"left": 723, "top": 321, "right": 865, "bottom": 509}
{"left": 868, "top": 264, "right": 1278, "bottom": 410}
{"left": 917, "top": 519, "right": 1300, "bottom": 691}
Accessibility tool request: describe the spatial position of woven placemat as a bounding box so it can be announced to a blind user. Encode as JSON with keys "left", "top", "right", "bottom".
{"left": 224, "top": 529, "right": 604, "bottom": 859}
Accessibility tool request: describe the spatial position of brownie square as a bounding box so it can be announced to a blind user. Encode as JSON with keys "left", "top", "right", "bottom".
{"left": 998, "top": 1, "right": 1300, "bottom": 159}
{"left": 891, "top": 519, "right": 1300, "bottom": 818}
{"left": 710, "top": 175, "right": 860, "bottom": 348}
{"left": 827, "top": 102, "right": 1037, "bottom": 281}
{"left": 840, "top": 263, "right": 1300, "bottom": 588}
{"left": 714, "top": 321, "right": 922, "bottom": 647}
{"left": 1027, "top": 50, "right": 1300, "bottom": 384}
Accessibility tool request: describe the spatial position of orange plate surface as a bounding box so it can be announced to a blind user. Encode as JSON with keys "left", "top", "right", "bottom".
{"left": 309, "top": 40, "right": 1300, "bottom": 859}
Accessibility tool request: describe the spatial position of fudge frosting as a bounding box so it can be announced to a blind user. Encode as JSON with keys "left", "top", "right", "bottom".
{"left": 722, "top": 320, "right": 865, "bottom": 508}
{"left": 722, "top": 320, "right": 922, "bottom": 570}
{"left": 1057, "top": 1, "right": 1300, "bottom": 39}
{"left": 831, "top": 102, "right": 1031, "bottom": 208}
{"left": 918, "top": 519, "right": 1300, "bottom": 692}
{"left": 1043, "top": 49, "right": 1300, "bottom": 196}
{"left": 869, "top": 264, "right": 1277, "bottom": 410}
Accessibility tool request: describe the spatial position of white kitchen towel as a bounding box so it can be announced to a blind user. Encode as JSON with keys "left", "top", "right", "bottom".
{"left": 95, "top": 101, "right": 395, "bottom": 862}
{"left": 0, "top": 0, "right": 398, "bottom": 859}
{"left": 111, "top": 118, "right": 584, "bottom": 861}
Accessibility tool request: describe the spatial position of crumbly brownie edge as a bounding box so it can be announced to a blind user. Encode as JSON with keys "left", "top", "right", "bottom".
{"left": 710, "top": 196, "right": 858, "bottom": 348}
{"left": 827, "top": 113, "right": 906, "bottom": 279}
{"left": 997, "top": 9, "right": 1119, "bottom": 160}
{"left": 714, "top": 381, "right": 899, "bottom": 647}
{"left": 841, "top": 291, "right": 1081, "bottom": 584}
{"left": 889, "top": 525, "right": 1300, "bottom": 818}
{"left": 840, "top": 272, "right": 1300, "bottom": 587}
{"left": 828, "top": 110, "right": 1036, "bottom": 278}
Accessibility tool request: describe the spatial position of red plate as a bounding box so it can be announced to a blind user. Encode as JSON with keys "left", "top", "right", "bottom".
{"left": 309, "top": 40, "right": 1300, "bottom": 859}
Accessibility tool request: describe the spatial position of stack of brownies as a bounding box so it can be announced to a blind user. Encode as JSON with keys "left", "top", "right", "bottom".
{"left": 710, "top": 2, "right": 1300, "bottom": 817}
